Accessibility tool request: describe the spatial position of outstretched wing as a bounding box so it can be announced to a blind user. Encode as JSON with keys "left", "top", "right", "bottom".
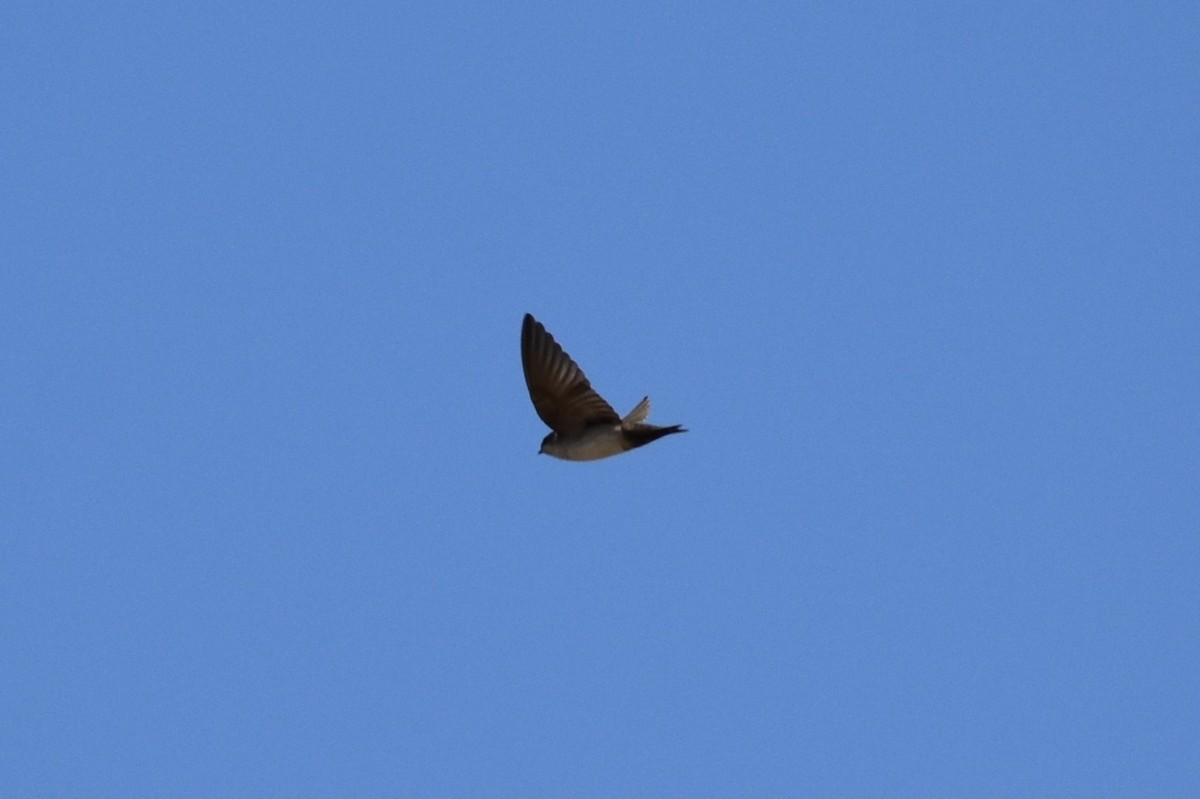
{"left": 521, "top": 314, "right": 620, "bottom": 435}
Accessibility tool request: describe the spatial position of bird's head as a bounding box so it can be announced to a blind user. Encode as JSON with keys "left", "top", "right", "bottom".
{"left": 538, "top": 432, "right": 557, "bottom": 455}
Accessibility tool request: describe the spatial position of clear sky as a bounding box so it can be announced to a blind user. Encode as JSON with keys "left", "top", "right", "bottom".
{"left": 4, "top": 2, "right": 1198, "bottom": 796}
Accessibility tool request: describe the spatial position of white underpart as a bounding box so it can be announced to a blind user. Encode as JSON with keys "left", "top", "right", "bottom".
{"left": 542, "top": 424, "right": 627, "bottom": 461}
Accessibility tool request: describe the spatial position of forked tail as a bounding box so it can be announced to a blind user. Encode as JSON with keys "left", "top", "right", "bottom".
{"left": 623, "top": 423, "right": 687, "bottom": 450}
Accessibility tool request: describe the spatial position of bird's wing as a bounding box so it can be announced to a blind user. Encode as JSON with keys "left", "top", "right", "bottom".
{"left": 622, "top": 396, "right": 651, "bottom": 425}
{"left": 521, "top": 314, "right": 620, "bottom": 435}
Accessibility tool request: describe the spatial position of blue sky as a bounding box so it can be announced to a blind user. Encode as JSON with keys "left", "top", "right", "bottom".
{"left": 3, "top": 2, "right": 1198, "bottom": 796}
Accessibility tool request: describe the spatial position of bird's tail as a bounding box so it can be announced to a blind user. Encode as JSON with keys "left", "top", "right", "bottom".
{"left": 622, "top": 423, "right": 687, "bottom": 451}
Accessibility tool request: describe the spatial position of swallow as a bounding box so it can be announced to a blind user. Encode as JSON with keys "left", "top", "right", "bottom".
{"left": 521, "top": 313, "right": 686, "bottom": 461}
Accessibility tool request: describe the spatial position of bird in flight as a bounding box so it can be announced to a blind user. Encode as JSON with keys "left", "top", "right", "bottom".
{"left": 521, "top": 313, "right": 686, "bottom": 461}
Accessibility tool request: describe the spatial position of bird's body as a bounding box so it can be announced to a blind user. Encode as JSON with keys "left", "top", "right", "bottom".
{"left": 538, "top": 423, "right": 628, "bottom": 461}
{"left": 521, "top": 313, "right": 685, "bottom": 462}
{"left": 539, "top": 413, "right": 685, "bottom": 462}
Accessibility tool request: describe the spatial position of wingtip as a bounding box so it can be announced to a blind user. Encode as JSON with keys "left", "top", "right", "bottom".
{"left": 521, "top": 313, "right": 538, "bottom": 347}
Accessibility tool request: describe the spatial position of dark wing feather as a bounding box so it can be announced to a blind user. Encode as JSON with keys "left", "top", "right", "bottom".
{"left": 521, "top": 314, "right": 619, "bottom": 435}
